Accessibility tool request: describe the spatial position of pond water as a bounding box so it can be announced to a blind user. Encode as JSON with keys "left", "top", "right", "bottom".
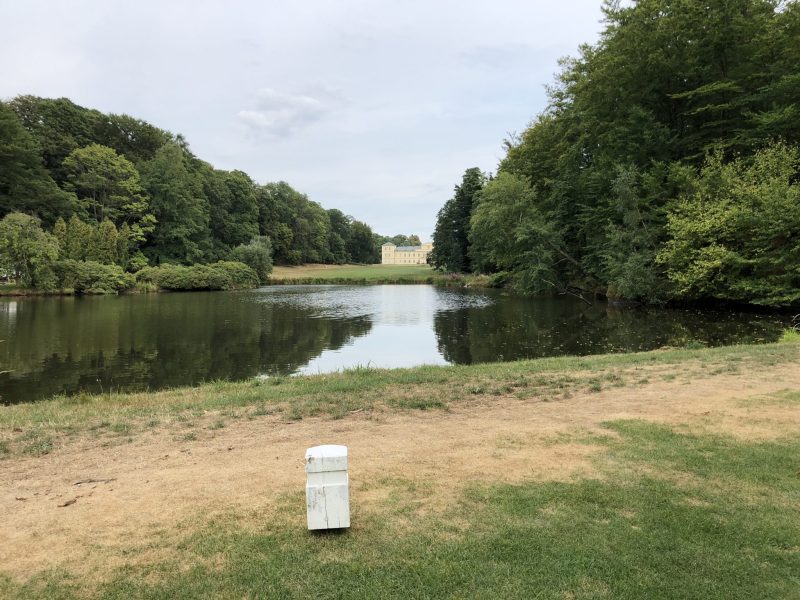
{"left": 0, "top": 285, "right": 792, "bottom": 404}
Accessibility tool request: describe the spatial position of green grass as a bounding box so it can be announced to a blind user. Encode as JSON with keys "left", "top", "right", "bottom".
{"left": 0, "top": 284, "right": 74, "bottom": 296}
{"left": 268, "top": 263, "right": 488, "bottom": 286}
{"left": 3, "top": 419, "right": 798, "bottom": 599}
{"left": 1, "top": 341, "right": 797, "bottom": 458}
{"left": 780, "top": 327, "right": 800, "bottom": 343}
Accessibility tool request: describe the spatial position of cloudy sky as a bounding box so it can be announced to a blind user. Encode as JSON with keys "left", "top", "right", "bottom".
{"left": 0, "top": 0, "right": 604, "bottom": 239}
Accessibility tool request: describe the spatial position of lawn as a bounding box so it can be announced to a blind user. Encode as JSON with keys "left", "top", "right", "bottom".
{"left": 1, "top": 341, "right": 799, "bottom": 599}
{"left": 268, "top": 263, "right": 477, "bottom": 285}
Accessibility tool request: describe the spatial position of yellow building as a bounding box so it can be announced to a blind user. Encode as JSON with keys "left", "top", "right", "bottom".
{"left": 381, "top": 242, "right": 433, "bottom": 265}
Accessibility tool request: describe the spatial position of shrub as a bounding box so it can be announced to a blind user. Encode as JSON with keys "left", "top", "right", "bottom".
{"left": 658, "top": 143, "right": 800, "bottom": 307}
{"left": 0, "top": 212, "right": 59, "bottom": 289}
{"left": 135, "top": 261, "right": 259, "bottom": 291}
{"left": 57, "top": 259, "right": 135, "bottom": 294}
{"left": 231, "top": 236, "right": 273, "bottom": 283}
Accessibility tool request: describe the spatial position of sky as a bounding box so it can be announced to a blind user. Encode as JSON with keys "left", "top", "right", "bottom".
{"left": 0, "top": 0, "right": 605, "bottom": 240}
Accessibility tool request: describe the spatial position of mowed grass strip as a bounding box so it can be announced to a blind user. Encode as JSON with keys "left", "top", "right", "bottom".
{"left": 1, "top": 341, "right": 798, "bottom": 458}
{"left": 3, "top": 416, "right": 799, "bottom": 599}
{"left": 271, "top": 263, "right": 436, "bottom": 281}
{"left": 267, "top": 263, "right": 485, "bottom": 285}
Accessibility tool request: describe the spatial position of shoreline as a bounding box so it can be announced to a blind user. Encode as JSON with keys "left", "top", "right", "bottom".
{"left": 2, "top": 339, "right": 797, "bottom": 456}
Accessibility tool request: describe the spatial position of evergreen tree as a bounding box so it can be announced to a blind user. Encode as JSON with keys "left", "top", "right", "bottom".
{"left": 92, "top": 219, "right": 119, "bottom": 265}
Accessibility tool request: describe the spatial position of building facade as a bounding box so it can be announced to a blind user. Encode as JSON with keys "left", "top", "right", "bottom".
{"left": 381, "top": 242, "right": 433, "bottom": 265}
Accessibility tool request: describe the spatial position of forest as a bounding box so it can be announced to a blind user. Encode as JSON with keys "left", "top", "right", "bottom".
{"left": 0, "top": 96, "right": 413, "bottom": 292}
{"left": 431, "top": 0, "right": 800, "bottom": 308}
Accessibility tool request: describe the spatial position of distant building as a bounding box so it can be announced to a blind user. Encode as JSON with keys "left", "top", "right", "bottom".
{"left": 381, "top": 242, "right": 433, "bottom": 265}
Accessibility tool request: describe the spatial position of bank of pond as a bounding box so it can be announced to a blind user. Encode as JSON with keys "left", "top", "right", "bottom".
{"left": 1, "top": 284, "right": 795, "bottom": 405}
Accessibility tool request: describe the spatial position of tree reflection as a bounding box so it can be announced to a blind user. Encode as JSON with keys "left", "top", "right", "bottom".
{"left": 0, "top": 292, "right": 371, "bottom": 404}
{"left": 434, "top": 294, "right": 789, "bottom": 365}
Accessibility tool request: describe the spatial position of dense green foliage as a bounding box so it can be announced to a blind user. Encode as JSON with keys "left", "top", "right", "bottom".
{"left": 0, "top": 96, "right": 385, "bottom": 291}
{"left": 135, "top": 261, "right": 260, "bottom": 291}
{"left": 430, "top": 168, "right": 486, "bottom": 272}
{"left": 0, "top": 213, "right": 59, "bottom": 288}
{"left": 434, "top": 0, "right": 800, "bottom": 307}
{"left": 57, "top": 259, "right": 136, "bottom": 294}
{"left": 659, "top": 144, "right": 800, "bottom": 306}
{"left": 231, "top": 236, "right": 274, "bottom": 283}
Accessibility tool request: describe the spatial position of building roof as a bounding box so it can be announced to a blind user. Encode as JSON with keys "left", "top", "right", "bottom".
{"left": 395, "top": 245, "right": 423, "bottom": 252}
{"left": 382, "top": 242, "right": 395, "bottom": 246}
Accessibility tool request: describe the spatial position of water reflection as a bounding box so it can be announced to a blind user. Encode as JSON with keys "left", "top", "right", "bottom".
{"left": 433, "top": 294, "right": 789, "bottom": 363}
{"left": 0, "top": 290, "right": 372, "bottom": 404}
{"left": 0, "top": 285, "right": 791, "bottom": 404}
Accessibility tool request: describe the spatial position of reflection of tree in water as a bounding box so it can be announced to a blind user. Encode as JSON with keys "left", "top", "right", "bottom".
{"left": 0, "top": 293, "right": 372, "bottom": 404}
{"left": 434, "top": 295, "right": 789, "bottom": 365}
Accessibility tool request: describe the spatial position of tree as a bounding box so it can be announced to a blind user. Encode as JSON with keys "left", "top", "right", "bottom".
{"left": 94, "top": 113, "right": 171, "bottom": 164}
{"left": 600, "top": 165, "right": 674, "bottom": 302}
{"left": 658, "top": 143, "right": 800, "bottom": 307}
{"left": 231, "top": 236, "right": 274, "bottom": 283}
{"left": 0, "top": 102, "right": 75, "bottom": 225}
{"left": 327, "top": 209, "right": 352, "bottom": 264}
{"left": 431, "top": 168, "right": 485, "bottom": 272}
{"left": 63, "top": 215, "right": 94, "bottom": 261}
{"left": 62, "top": 144, "right": 155, "bottom": 249}
{"left": 53, "top": 217, "right": 67, "bottom": 257}
{"left": 0, "top": 213, "right": 59, "bottom": 288}
{"left": 255, "top": 181, "right": 332, "bottom": 265}
{"left": 462, "top": 0, "right": 800, "bottom": 302}
{"left": 91, "top": 219, "right": 119, "bottom": 265}
{"left": 140, "top": 142, "right": 210, "bottom": 264}
{"left": 204, "top": 167, "right": 259, "bottom": 259}
{"left": 348, "top": 221, "right": 378, "bottom": 263}
{"left": 10, "top": 96, "right": 102, "bottom": 182}
{"left": 469, "top": 172, "right": 571, "bottom": 293}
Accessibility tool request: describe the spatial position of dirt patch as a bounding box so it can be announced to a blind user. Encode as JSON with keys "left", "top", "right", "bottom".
{"left": 1, "top": 361, "right": 799, "bottom": 580}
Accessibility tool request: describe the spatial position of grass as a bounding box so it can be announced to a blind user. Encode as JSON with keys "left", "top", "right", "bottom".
{"left": 1, "top": 341, "right": 798, "bottom": 459}
{"left": 780, "top": 327, "right": 800, "bottom": 343}
{"left": 2, "top": 342, "right": 799, "bottom": 597}
{"left": 0, "top": 284, "right": 75, "bottom": 297}
{"left": 3, "top": 417, "right": 798, "bottom": 599}
{"left": 268, "top": 263, "right": 489, "bottom": 286}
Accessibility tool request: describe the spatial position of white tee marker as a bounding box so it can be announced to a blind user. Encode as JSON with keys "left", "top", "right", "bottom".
{"left": 305, "top": 444, "right": 350, "bottom": 530}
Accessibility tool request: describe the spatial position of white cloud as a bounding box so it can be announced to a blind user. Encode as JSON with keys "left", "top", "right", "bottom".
{"left": 238, "top": 88, "right": 330, "bottom": 138}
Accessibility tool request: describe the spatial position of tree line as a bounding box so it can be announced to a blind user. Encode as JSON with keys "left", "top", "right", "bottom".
{"left": 431, "top": 0, "right": 800, "bottom": 308}
{"left": 0, "top": 95, "right": 420, "bottom": 290}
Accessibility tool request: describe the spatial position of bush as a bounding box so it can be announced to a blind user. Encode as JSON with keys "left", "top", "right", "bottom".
{"left": 57, "top": 259, "right": 135, "bottom": 294}
{"left": 658, "top": 143, "right": 800, "bottom": 307}
{"left": 231, "top": 236, "right": 273, "bottom": 283}
{"left": 135, "top": 261, "right": 259, "bottom": 291}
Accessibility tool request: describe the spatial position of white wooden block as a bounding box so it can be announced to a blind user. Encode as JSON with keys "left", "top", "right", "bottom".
{"left": 305, "top": 445, "right": 350, "bottom": 530}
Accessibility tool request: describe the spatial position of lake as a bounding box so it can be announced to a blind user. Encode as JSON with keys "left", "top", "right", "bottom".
{"left": 0, "top": 285, "right": 792, "bottom": 404}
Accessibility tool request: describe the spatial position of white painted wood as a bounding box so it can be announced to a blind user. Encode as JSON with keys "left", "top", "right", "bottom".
{"left": 305, "top": 445, "right": 350, "bottom": 530}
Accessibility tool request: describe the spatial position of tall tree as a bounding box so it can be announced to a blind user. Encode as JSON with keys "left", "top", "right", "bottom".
{"left": 140, "top": 142, "right": 210, "bottom": 264}
{"left": 0, "top": 102, "right": 75, "bottom": 225}
{"left": 204, "top": 167, "right": 259, "bottom": 259}
{"left": 62, "top": 143, "right": 154, "bottom": 238}
{"left": 0, "top": 213, "right": 59, "bottom": 288}
{"left": 430, "top": 168, "right": 485, "bottom": 272}
{"left": 327, "top": 208, "right": 352, "bottom": 264}
{"left": 348, "top": 220, "right": 379, "bottom": 263}
{"left": 10, "top": 96, "right": 102, "bottom": 183}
